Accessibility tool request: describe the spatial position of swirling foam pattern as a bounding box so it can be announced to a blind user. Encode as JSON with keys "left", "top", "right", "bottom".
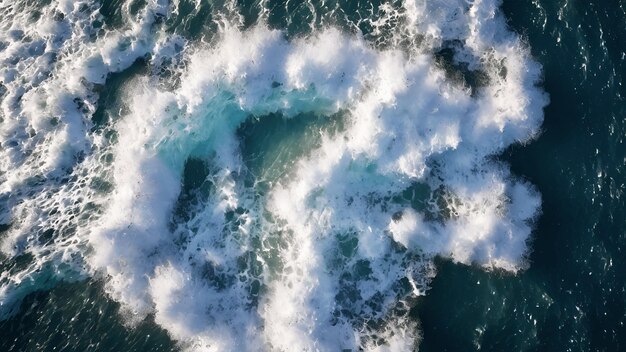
{"left": 0, "top": 0, "right": 547, "bottom": 350}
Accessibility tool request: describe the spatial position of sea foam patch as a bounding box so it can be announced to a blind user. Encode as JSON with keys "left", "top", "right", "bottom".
{"left": 0, "top": 0, "right": 547, "bottom": 350}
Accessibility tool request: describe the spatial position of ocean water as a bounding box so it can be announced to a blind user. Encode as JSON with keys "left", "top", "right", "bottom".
{"left": 0, "top": 0, "right": 624, "bottom": 351}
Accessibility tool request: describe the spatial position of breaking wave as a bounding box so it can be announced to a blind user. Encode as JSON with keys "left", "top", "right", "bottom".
{"left": 0, "top": 0, "right": 548, "bottom": 350}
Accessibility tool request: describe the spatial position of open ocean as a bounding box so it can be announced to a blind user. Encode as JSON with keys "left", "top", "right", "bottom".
{"left": 0, "top": 0, "right": 625, "bottom": 351}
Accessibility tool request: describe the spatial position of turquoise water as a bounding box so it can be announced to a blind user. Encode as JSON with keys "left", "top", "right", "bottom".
{"left": 0, "top": 0, "right": 625, "bottom": 351}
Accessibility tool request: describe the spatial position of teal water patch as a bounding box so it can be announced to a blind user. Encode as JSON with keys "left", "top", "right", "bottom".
{"left": 238, "top": 110, "right": 345, "bottom": 183}
{"left": 163, "top": 0, "right": 214, "bottom": 39}
{"left": 91, "top": 57, "right": 149, "bottom": 129}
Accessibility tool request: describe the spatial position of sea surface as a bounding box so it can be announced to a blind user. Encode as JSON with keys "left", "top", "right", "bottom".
{"left": 0, "top": 0, "right": 624, "bottom": 351}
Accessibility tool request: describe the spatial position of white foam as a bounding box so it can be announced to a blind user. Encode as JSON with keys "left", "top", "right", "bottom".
{"left": 0, "top": 0, "right": 548, "bottom": 350}
{"left": 0, "top": 0, "right": 179, "bottom": 317}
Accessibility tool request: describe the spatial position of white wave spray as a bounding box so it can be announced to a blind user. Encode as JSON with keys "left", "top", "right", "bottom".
{"left": 0, "top": 0, "right": 548, "bottom": 350}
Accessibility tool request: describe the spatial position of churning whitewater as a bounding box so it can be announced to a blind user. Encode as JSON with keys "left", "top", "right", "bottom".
{"left": 0, "top": 0, "right": 548, "bottom": 350}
